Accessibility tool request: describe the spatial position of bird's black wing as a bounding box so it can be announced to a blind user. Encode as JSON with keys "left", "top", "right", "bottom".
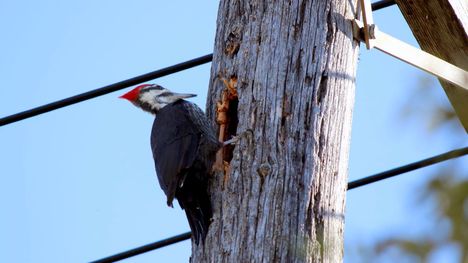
{"left": 151, "top": 102, "right": 200, "bottom": 207}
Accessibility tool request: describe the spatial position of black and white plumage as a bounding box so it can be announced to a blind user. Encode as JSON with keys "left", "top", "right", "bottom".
{"left": 120, "top": 84, "right": 221, "bottom": 245}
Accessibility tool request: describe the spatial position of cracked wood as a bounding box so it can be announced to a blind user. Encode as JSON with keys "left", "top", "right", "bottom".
{"left": 192, "top": 0, "right": 359, "bottom": 262}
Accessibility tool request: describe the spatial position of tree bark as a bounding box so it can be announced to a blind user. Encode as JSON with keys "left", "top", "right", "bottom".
{"left": 193, "top": 0, "right": 358, "bottom": 262}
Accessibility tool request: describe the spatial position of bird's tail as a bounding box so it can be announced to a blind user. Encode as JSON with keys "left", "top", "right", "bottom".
{"left": 176, "top": 174, "right": 212, "bottom": 245}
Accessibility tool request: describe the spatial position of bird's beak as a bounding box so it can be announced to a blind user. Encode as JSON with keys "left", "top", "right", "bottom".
{"left": 170, "top": 92, "right": 197, "bottom": 100}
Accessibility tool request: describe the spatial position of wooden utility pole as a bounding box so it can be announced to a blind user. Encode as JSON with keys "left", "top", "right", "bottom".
{"left": 193, "top": 0, "right": 358, "bottom": 262}
{"left": 395, "top": 0, "right": 468, "bottom": 131}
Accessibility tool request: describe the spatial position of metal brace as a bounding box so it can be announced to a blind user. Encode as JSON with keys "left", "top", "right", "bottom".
{"left": 353, "top": 0, "right": 468, "bottom": 132}
{"left": 352, "top": 19, "right": 468, "bottom": 90}
{"left": 354, "top": 0, "right": 467, "bottom": 89}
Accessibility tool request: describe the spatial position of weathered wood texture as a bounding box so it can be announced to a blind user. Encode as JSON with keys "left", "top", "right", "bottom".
{"left": 395, "top": 0, "right": 468, "bottom": 132}
{"left": 193, "top": 0, "right": 359, "bottom": 262}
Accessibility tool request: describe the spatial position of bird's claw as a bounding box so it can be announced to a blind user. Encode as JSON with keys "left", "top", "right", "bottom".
{"left": 222, "top": 129, "right": 253, "bottom": 146}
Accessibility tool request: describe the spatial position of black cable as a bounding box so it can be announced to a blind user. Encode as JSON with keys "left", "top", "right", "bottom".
{"left": 371, "top": 0, "right": 396, "bottom": 11}
{"left": 0, "top": 54, "right": 212, "bottom": 127}
{"left": 89, "top": 232, "right": 191, "bottom": 263}
{"left": 0, "top": 1, "right": 395, "bottom": 128}
{"left": 348, "top": 146, "right": 468, "bottom": 189}
{"left": 90, "top": 146, "right": 468, "bottom": 263}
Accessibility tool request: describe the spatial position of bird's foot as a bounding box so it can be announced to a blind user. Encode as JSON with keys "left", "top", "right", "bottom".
{"left": 223, "top": 135, "right": 240, "bottom": 146}
{"left": 222, "top": 129, "right": 253, "bottom": 146}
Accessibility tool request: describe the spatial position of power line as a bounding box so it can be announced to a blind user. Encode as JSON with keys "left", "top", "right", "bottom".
{"left": 371, "top": 0, "right": 395, "bottom": 10}
{"left": 0, "top": 54, "right": 212, "bottom": 127}
{"left": 89, "top": 232, "right": 191, "bottom": 263}
{"left": 90, "top": 146, "right": 467, "bottom": 263}
{"left": 347, "top": 146, "right": 468, "bottom": 189}
{"left": 0, "top": 1, "right": 396, "bottom": 127}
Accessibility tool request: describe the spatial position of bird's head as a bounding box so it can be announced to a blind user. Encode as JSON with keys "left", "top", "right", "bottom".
{"left": 119, "top": 84, "right": 196, "bottom": 114}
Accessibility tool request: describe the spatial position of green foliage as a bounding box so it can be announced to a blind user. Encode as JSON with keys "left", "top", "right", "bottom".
{"left": 373, "top": 172, "right": 467, "bottom": 262}
{"left": 350, "top": 77, "right": 467, "bottom": 263}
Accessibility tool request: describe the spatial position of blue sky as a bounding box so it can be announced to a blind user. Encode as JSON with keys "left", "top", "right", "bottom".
{"left": 1, "top": 1, "right": 466, "bottom": 262}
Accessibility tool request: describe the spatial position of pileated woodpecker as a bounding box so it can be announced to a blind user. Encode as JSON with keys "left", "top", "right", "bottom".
{"left": 120, "top": 84, "right": 221, "bottom": 245}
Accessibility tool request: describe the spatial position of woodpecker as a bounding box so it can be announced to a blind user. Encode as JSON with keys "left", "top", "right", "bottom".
{"left": 120, "top": 84, "right": 221, "bottom": 245}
